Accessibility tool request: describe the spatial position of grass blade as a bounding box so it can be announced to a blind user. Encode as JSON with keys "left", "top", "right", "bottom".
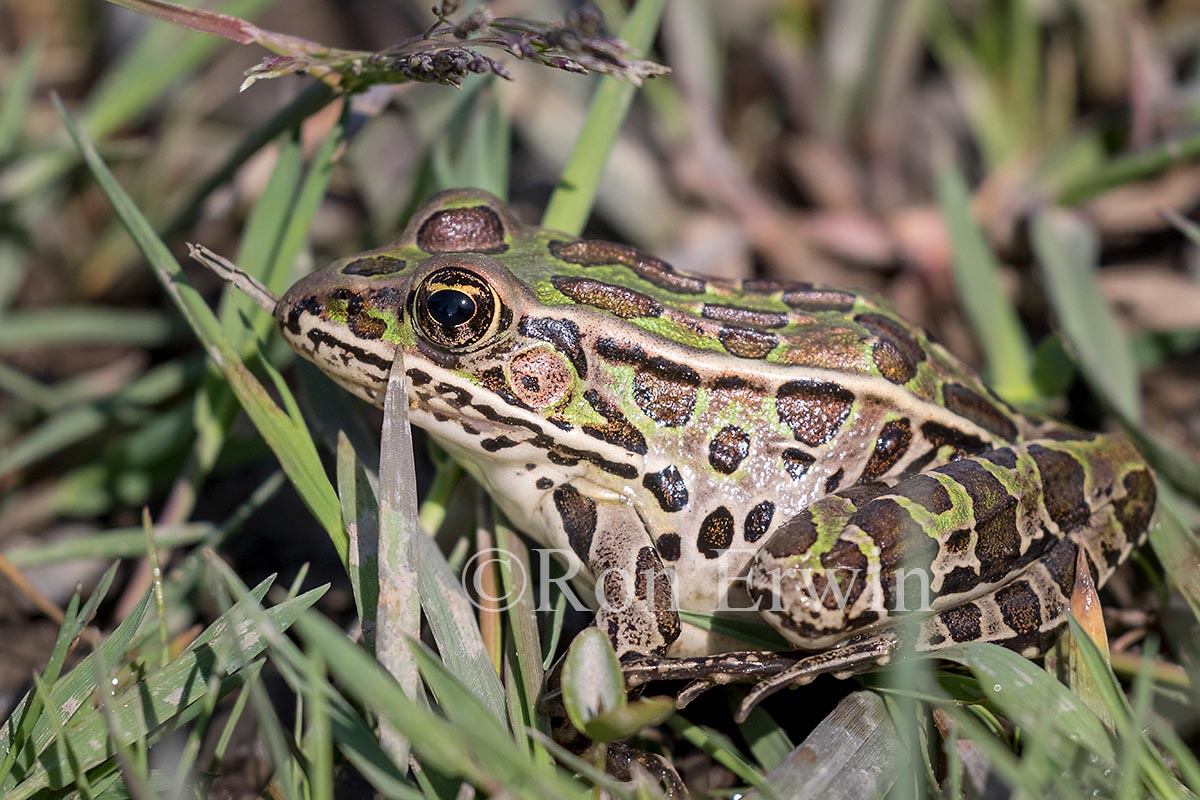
{"left": 1032, "top": 208, "right": 1140, "bottom": 422}
{"left": 934, "top": 162, "right": 1036, "bottom": 404}
{"left": 0, "top": 35, "right": 42, "bottom": 157}
{"left": 542, "top": 0, "right": 667, "bottom": 235}
{"left": 56, "top": 95, "right": 348, "bottom": 564}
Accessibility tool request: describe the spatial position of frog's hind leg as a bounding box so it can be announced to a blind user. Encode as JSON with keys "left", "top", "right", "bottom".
{"left": 731, "top": 532, "right": 1129, "bottom": 721}
{"left": 618, "top": 636, "right": 898, "bottom": 718}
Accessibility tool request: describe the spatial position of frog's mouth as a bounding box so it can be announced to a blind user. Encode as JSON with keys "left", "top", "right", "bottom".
{"left": 274, "top": 275, "right": 405, "bottom": 407}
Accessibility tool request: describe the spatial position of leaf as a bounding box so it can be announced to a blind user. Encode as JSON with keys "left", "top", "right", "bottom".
{"left": 561, "top": 628, "right": 625, "bottom": 736}
{"left": 583, "top": 696, "right": 676, "bottom": 743}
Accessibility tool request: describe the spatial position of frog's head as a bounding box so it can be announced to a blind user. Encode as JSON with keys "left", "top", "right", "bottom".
{"left": 276, "top": 189, "right": 623, "bottom": 466}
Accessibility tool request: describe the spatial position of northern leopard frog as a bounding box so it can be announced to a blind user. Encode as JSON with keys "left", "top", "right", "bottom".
{"left": 276, "top": 188, "right": 1156, "bottom": 709}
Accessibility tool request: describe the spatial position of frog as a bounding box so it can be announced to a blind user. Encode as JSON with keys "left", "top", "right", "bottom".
{"left": 274, "top": 187, "right": 1157, "bottom": 720}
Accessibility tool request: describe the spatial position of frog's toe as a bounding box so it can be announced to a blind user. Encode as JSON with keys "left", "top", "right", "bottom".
{"left": 606, "top": 742, "right": 688, "bottom": 799}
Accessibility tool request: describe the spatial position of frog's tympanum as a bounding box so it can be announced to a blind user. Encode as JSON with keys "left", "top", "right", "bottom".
{"left": 277, "top": 188, "right": 1156, "bottom": 713}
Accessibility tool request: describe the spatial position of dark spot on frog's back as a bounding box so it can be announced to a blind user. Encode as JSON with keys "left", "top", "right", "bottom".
{"left": 920, "top": 421, "right": 989, "bottom": 458}
{"left": 744, "top": 501, "right": 775, "bottom": 543}
{"left": 995, "top": 580, "right": 1043, "bottom": 636}
{"left": 642, "top": 465, "right": 689, "bottom": 512}
{"left": 943, "top": 383, "right": 1019, "bottom": 440}
{"left": 937, "top": 459, "right": 1007, "bottom": 514}
{"left": 549, "top": 239, "right": 707, "bottom": 295}
{"left": 784, "top": 290, "right": 857, "bottom": 313}
{"left": 861, "top": 418, "right": 912, "bottom": 479}
{"left": 818, "top": 537, "right": 868, "bottom": 605}
{"left": 708, "top": 426, "right": 751, "bottom": 474}
{"left": 1112, "top": 468, "right": 1156, "bottom": 539}
{"left": 656, "top": 532, "right": 681, "bottom": 562}
{"left": 553, "top": 484, "right": 597, "bottom": 561}
{"left": 417, "top": 206, "right": 508, "bottom": 254}
{"left": 1028, "top": 445, "right": 1090, "bottom": 532}
{"left": 971, "top": 496, "right": 1023, "bottom": 584}
{"left": 941, "top": 602, "right": 983, "bottom": 642}
{"left": 697, "top": 507, "right": 735, "bottom": 559}
{"left": 582, "top": 389, "right": 647, "bottom": 454}
{"left": 782, "top": 448, "right": 815, "bottom": 480}
{"left": 519, "top": 316, "right": 587, "bottom": 378}
{"left": 551, "top": 276, "right": 663, "bottom": 319}
{"left": 857, "top": 313, "right": 925, "bottom": 385}
{"left": 852, "top": 498, "right": 933, "bottom": 569}
{"left": 702, "top": 304, "right": 788, "bottom": 329}
{"left": 898, "top": 474, "right": 952, "bottom": 514}
{"left": 343, "top": 255, "right": 405, "bottom": 276}
{"left": 763, "top": 509, "right": 818, "bottom": 559}
{"left": 718, "top": 326, "right": 778, "bottom": 359}
{"left": 776, "top": 380, "right": 855, "bottom": 446}
{"left": 633, "top": 359, "right": 700, "bottom": 427}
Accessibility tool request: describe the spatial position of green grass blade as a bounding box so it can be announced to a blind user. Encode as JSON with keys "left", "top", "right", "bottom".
{"left": 936, "top": 642, "right": 1115, "bottom": 765}
{"left": 375, "top": 357, "right": 423, "bottom": 764}
{"left": 736, "top": 704, "right": 794, "bottom": 772}
{"left": 56, "top": 95, "right": 348, "bottom": 564}
{"left": 739, "top": 690, "right": 902, "bottom": 796}
{"left": 162, "top": 83, "right": 335, "bottom": 240}
{"left": 0, "top": 308, "right": 182, "bottom": 351}
{"left": 1058, "top": 128, "right": 1200, "bottom": 205}
{"left": 0, "top": 586, "right": 155, "bottom": 792}
{"left": 1147, "top": 485, "right": 1200, "bottom": 618}
{"left": 219, "top": 129, "right": 304, "bottom": 342}
{"left": 541, "top": 0, "right": 667, "bottom": 235}
{"left": 494, "top": 516, "right": 546, "bottom": 752}
{"left": 934, "top": 162, "right": 1036, "bottom": 404}
{"left": 430, "top": 80, "right": 510, "bottom": 197}
{"left": 3, "top": 524, "right": 213, "bottom": 567}
{"left": 294, "top": 612, "right": 573, "bottom": 795}
{"left": 337, "top": 433, "right": 379, "bottom": 644}
{"left": 0, "top": 35, "right": 42, "bottom": 157}
{"left": 5, "top": 587, "right": 324, "bottom": 799}
{"left": 414, "top": 528, "right": 508, "bottom": 724}
{"left": 406, "top": 643, "right": 585, "bottom": 799}
{"left": 1032, "top": 208, "right": 1141, "bottom": 422}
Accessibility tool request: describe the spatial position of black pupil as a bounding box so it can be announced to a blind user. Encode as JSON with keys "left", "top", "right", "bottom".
{"left": 427, "top": 289, "right": 476, "bottom": 327}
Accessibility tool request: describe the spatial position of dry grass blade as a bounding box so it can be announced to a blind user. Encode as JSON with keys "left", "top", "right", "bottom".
{"left": 374, "top": 353, "right": 422, "bottom": 767}
{"left": 187, "top": 244, "right": 278, "bottom": 313}
{"left": 103, "top": 0, "right": 668, "bottom": 95}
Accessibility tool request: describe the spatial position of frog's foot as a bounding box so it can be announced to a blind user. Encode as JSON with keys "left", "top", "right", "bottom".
{"left": 734, "top": 633, "right": 897, "bottom": 721}
{"left": 606, "top": 742, "right": 688, "bottom": 799}
{"left": 541, "top": 659, "right": 688, "bottom": 797}
{"left": 621, "top": 651, "right": 800, "bottom": 709}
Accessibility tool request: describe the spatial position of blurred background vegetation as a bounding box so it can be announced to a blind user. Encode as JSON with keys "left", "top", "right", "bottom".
{"left": 2, "top": 0, "right": 1200, "bottom": 797}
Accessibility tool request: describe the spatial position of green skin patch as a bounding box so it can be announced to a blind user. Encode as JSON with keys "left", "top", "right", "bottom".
{"left": 275, "top": 187, "right": 1157, "bottom": 686}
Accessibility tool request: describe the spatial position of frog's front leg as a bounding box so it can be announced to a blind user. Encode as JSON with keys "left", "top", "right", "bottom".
{"left": 551, "top": 483, "right": 681, "bottom": 658}
{"left": 541, "top": 484, "right": 687, "bottom": 796}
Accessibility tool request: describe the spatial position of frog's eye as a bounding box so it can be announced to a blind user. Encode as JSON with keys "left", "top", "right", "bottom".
{"left": 413, "top": 267, "right": 502, "bottom": 350}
